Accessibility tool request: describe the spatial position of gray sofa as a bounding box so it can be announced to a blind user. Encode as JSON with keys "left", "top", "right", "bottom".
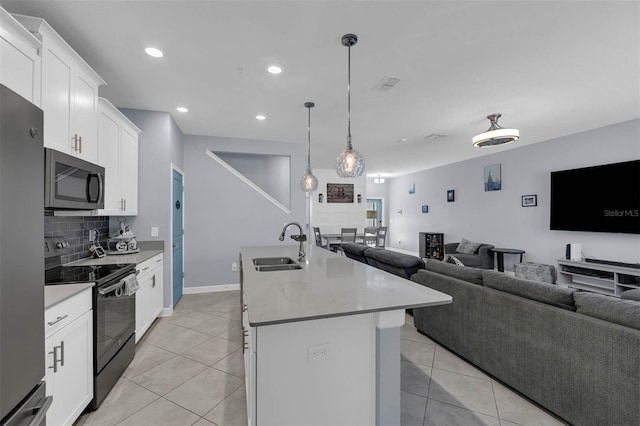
{"left": 444, "top": 242, "right": 495, "bottom": 269}
{"left": 411, "top": 260, "right": 640, "bottom": 426}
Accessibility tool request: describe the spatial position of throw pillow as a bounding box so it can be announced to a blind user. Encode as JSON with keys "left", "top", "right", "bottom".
{"left": 444, "top": 254, "right": 465, "bottom": 266}
{"left": 456, "top": 238, "right": 481, "bottom": 254}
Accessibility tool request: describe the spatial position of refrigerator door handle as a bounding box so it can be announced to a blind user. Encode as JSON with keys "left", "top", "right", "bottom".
{"left": 28, "top": 396, "right": 53, "bottom": 426}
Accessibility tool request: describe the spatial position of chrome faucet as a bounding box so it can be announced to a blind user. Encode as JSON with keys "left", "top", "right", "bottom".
{"left": 279, "top": 222, "right": 307, "bottom": 259}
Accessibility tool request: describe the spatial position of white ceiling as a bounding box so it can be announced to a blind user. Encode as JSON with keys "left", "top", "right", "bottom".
{"left": 3, "top": 0, "right": 639, "bottom": 177}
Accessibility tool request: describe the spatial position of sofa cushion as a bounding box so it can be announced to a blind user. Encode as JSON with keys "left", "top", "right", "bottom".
{"left": 424, "top": 259, "right": 484, "bottom": 286}
{"left": 341, "top": 242, "right": 369, "bottom": 263}
{"left": 456, "top": 238, "right": 481, "bottom": 254}
{"left": 368, "top": 249, "right": 424, "bottom": 279}
{"left": 574, "top": 291, "right": 640, "bottom": 330}
{"left": 482, "top": 270, "right": 576, "bottom": 311}
{"left": 621, "top": 289, "right": 640, "bottom": 302}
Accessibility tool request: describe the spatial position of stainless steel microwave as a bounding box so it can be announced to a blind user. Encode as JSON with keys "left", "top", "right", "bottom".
{"left": 45, "top": 148, "right": 105, "bottom": 210}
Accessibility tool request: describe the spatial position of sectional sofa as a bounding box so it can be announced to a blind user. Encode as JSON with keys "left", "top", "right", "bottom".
{"left": 341, "top": 243, "right": 640, "bottom": 426}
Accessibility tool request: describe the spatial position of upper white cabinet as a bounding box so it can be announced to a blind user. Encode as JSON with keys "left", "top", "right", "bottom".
{"left": 12, "top": 14, "right": 105, "bottom": 164}
{"left": 0, "top": 7, "right": 41, "bottom": 104}
{"left": 97, "top": 97, "right": 140, "bottom": 215}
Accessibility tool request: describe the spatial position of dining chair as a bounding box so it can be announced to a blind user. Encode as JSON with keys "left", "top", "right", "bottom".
{"left": 312, "top": 227, "right": 329, "bottom": 249}
{"left": 335, "top": 227, "right": 357, "bottom": 254}
{"left": 376, "top": 226, "right": 388, "bottom": 248}
{"left": 363, "top": 226, "right": 379, "bottom": 247}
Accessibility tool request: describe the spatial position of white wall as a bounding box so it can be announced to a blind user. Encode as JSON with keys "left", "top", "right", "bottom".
{"left": 311, "top": 169, "right": 367, "bottom": 235}
{"left": 383, "top": 119, "right": 640, "bottom": 277}
{"left": 183, "top": 135, "right": 306, "bottom": 289}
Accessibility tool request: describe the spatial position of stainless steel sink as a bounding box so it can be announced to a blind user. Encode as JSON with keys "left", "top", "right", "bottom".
{"left": 253, "top": 257, "right": 302, "bottom": 272}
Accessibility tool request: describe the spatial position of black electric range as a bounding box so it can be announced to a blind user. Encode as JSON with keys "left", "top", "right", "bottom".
{"left": 45, "top": 263, "right": 136, "bottom": 286}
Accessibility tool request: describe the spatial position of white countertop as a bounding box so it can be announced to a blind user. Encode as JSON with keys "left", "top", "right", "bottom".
{"left": 69, "top": 249, "right": 163, "bottom": 267}
{"left": 45, "top": 283, "right": 94, "bottom": 310}
{"left": 240, "top": 245, "right": 452, "bottom": 326}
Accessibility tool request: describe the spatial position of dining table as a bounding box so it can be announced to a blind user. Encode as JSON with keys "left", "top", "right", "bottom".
{"left": 323, "top": 233, "right": 366, "bottom": 251}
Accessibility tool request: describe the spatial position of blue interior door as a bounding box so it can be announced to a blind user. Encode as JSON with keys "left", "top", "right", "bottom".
{"left": 172, "top": 170, "right": 184, "bottom": 306}
{"left": 366, "top": 198, "right": 383, "bottom": 226}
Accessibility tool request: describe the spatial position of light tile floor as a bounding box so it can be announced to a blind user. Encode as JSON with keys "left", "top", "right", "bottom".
{"left": 76, "top": 291, "right": 568, "bottom": 426}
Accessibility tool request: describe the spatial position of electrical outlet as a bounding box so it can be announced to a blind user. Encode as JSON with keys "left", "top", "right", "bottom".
{"left": 88, "top": 229, "right": 96, "bottom": 242}
{"left": 151, "top": 227, "right": 159, "bottom": 237}
{"left": 308, "top": 344, "right": 331, "bottom": 361}
{"left": 231, "top": 262, "right": 238, "bottom": 272}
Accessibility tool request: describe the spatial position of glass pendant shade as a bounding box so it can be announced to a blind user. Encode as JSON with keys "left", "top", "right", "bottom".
{"left": 300, "top": 101, "right": 318, "bottom": 192}
{"left": 300, "top": 168, "right": 318, "bottom": 192}
{"left": 335, "top": 33, "right": 365, "bottom": 178}
{"left": 473, "top": 113, "right": 519, "bottom": 147}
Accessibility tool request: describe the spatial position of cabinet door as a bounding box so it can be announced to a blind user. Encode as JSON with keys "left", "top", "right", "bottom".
{"left": 72, "top": 72, "right": 99, "bottom": 163}
{"left": 135, "top": 270, "right": 152, "bottom": 343}
{"left": 150, "top": 261, "right": 164, "bottom": 319}
{"left": 120, "top": 127, "right": 138, "bottom": 215}
{"left": 41, "top": 46, "right": 72, "bottom": 154}
{"left": 45, "top": 310, "right": 93, "bottom": 426}
{"left": 0, "top": 11, "right": 40, "bottom": 104}
{"left": 97, "top": 107, "right": 122, "bottom": 214}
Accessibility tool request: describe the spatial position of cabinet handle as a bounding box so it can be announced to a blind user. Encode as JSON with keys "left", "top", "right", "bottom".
{"left": 47, "top": 315, "right": 68, "bottom": 326}
{"left": 124, "top": 199, "right": 127, "bottom": 211}
{"left": 243, "top": 330, "right": 249, "bottom": 336}
{"left": 48, "top": 347, "right": 58, "bottom": 373}
{"left": 243, "top": 304, "right": 247, "bottom": 312}
{"left": 59, "top": 340, "right": 65, "bottom": 367}
{"left": 156, "top": 259, "right": 162, "bottom": 263}
{"left": 78, "top": 135, "right": 82, "bottom": 153}
{"left": 72, "top": 134, "right": 78, "bottom": 152}
{"left": 151, "top": 275, "right": 156, "bottom": 288}
{"left": 244, "top": 343, "right": 249, "bottom": 350}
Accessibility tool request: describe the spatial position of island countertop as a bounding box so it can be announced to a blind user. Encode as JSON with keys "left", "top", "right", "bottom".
{"left": 240, "top": 245, "right": 452, "bottom": 326}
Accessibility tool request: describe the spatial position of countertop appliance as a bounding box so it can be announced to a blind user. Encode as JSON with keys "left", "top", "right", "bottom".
{"left": 0, "top": 84, "right": 52, "bottom": 425}
{"left": 44, "top": 237, "right": 137, "bottom": 411}
{"left": 45, "top": 148, "right": 105, "bottom": 210}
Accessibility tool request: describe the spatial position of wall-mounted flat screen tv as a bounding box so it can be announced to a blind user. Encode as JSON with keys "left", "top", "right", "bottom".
{"left": 550, "top": 160, "right": 640, "bottom": 234}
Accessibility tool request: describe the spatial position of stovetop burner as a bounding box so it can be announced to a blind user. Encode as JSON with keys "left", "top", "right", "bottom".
{"left": 45, "top": 263, "right": 135, "bottom": 287}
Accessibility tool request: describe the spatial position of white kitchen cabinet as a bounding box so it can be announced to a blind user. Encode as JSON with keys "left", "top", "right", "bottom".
{"left": 135, "top": 254, "right": 164, "bottom": 342}
{"left": 44, "top": 288, "right": 93, "bottom": 426}
{"left": 97, "top": 97, "right": 140, "bottom": 216}
{"left": 12, "top": 14, "right": 105, "bottom": 163}
{"left": 241, "top": 294, "right": 256, "bottom": 426}
{"left": 0, "top": 7, "right": 41, "bottom": 105}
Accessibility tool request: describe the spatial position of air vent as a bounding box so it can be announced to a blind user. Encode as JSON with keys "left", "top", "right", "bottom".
{"left": 374, "top": 76, "right": 400, "bottom": 92}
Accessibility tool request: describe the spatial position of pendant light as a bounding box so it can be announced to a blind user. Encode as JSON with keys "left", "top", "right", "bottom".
{"left": 300, "top": 101, "right": 318, "bottom": 192}
{"left": 472, "top": 113, "right": 519, "bottom": 147}
{"left": 335, "top": 33, "right": 365, "bottom": 178}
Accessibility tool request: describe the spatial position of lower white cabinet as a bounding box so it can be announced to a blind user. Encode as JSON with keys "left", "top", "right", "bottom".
{"left": 44, "top": 288, "right": 93, "bottom": 426}
{"left": 135, "top": 254, "right": 164, "bottom": 342}
{"left": 241, "top": 295, "right": 256, "bottom": 426}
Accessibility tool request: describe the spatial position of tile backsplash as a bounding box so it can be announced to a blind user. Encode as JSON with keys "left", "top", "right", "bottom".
{"left": 44, "top": 212, "right": 109, "bottom": 263}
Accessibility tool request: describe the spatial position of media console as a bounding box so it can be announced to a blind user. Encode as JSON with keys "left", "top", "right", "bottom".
{"left": 557, "top": 258, "right": 640, "bottom": 297}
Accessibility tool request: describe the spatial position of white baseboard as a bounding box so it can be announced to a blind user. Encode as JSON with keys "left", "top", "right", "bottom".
{"left": 160, "top": 307, "right": 173, "bottom": 317}
{"left": 183, "top": 283, "right": 240, "bottom": 294}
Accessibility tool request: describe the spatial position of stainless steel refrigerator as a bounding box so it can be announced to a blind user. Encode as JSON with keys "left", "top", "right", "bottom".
{"left": 0, "top": 84, "right": 51, "bottom": 425}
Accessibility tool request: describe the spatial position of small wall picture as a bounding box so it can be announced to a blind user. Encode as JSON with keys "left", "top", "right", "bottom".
{"left": 409, "top": 183, "right": 415, "bottom": 194}
{"left": 484, "top": 163, "right": 502, "bottom": 191}
{"left": 447, "top": 189, "right": 455, "bottom": 202}
{"left": 327, "top": 183, "right": 354, "bottom": 203}
{"left": 522, "top": 194, "right": 537, "bottom": 207}
{"left": 422, "top": 205, "right": 429, "bottom": 213}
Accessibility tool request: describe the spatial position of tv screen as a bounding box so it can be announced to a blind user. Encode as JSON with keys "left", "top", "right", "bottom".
{"left": 550, "top": 160, "right": 640, "bottom": 234}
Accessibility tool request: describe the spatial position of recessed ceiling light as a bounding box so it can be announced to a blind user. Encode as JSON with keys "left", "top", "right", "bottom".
{"left": 144, "top": 46, "right": 164, "bottom": 58}
{"left": 176, "top": 107, "right": 188, "bottom": 113}
{"left": 425, "top": 134, "right": 447, "bottom": 140}
{"left": 266, "top": 64, "right": 284, "bottom": 74}
{"left": 256, "top": 114, "right": 266, "bottom": 120}
{"left": 397, "top": 138, "right": 408, "bottom": 143}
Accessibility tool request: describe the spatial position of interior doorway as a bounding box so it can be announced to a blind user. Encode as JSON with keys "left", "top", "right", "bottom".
{"left": 366, "top": 198, "right": 383, "bottom": 227}
{"left": 172, "top": 167, "right": 184, "bottom": 307}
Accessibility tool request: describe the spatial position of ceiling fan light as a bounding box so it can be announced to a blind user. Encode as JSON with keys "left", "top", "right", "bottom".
{"left": 473, "top": 113, "right": 519, "bottom": 147}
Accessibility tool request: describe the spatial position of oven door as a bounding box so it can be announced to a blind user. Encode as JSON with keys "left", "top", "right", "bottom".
{"left": 94, "top": 276, "right": 135, "bottom": 374}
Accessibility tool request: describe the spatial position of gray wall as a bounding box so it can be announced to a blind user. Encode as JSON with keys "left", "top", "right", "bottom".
{"left": 184, "top": 135, "right": 306, "bottom": 288}
{"left": 115, "top": 108, "right": 184, "bottom": 308}
{"left": 383, "top": 119, "right": 640, "bottom": 276}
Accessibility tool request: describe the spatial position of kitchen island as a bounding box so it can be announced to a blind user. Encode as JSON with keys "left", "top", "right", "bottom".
{"left": 240, "top": 245, "right": 452, "bottom": 426}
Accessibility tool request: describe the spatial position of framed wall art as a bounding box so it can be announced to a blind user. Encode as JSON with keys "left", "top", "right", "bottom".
{"left": 447, "top": 190, "right": 455, "bottom": 202}
{"left": 522, "top": 194, "right": 537, "bottom": 207}
{"left": 484, "top": 163, "right": 502, "bottom": 191}
{"left": 327, "top": 183, "right": 354, "bottom": 203}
